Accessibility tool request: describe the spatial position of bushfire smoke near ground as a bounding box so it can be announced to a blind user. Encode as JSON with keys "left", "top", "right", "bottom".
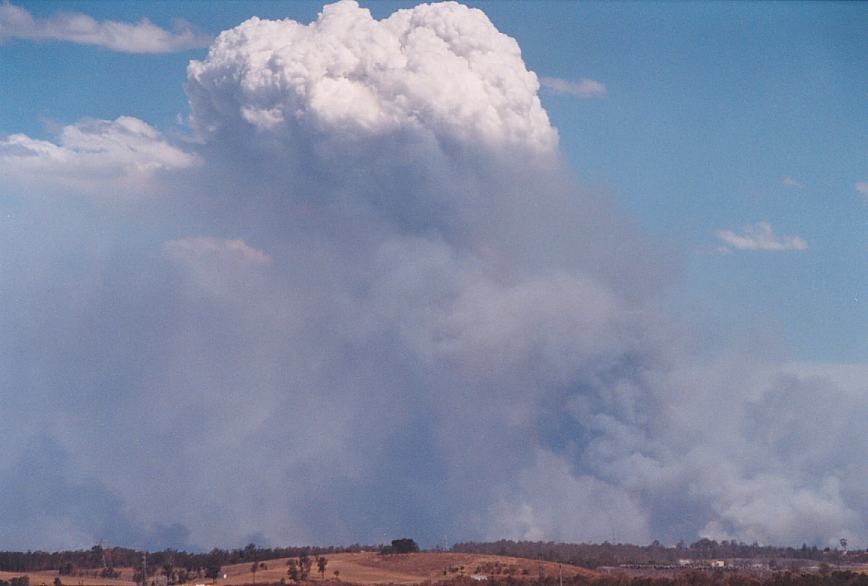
{"left": 0, "top": 0, "right": 866, "bottom": 550}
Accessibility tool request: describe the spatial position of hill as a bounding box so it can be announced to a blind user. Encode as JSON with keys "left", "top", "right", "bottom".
{"left": 221, "top": 552, "right": 598, "bottom": 585}
{"left": 1, "top": 553, "right": 597, "bottom": 586}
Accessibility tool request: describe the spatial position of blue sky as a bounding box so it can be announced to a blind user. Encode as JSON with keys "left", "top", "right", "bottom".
{"left": 4, "top": 1, "right": 865, "bottom": 362}
{"left": 1, "top": 0, "right": 867, "bottom": 550}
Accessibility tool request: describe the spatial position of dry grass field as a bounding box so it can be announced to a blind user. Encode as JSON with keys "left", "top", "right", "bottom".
{"left": 1, "top": 553, "right": 598, "bottom": 586}
{"left": 220, "top": 552, "right": 598, "bottom": 585}
{"left": 0, "top": 571, "right": 133, "bottom": 586}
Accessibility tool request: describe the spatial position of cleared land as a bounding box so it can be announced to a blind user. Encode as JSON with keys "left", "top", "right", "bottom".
{"left": 3, "top": 553, "right": 598, "bottom": 586}
{"left": 0, "top": 571, "right": 133, "bottom": 586}
{"left": 221, "top": 552, "right": 597, "bottom": 585}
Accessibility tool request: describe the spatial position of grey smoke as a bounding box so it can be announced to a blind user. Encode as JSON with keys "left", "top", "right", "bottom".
{"left": 0, "top": 0, "right": 865, "bottom": 551}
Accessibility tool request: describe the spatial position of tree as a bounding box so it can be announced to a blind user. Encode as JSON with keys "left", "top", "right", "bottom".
{"left": 205, "top": 549, "right": 222, "bottom": 584}
{"left": 287, "top": 560, "right": 300, "bottom": 582}
{"left": 389, "top": 539, "right": 419, "bottom": 554}
{"left": 89, "top": 546, "right": 104, "bottom": 569}
{"left": 299, "top": 555, "right": 312, "bottom": 580}
{"left": 316, "top": 557, "right": 327, "bottom": 580}
{"left": 246, "top": 544, "right": 257, "bottom": 586}
{"left": 205, "top": 563, "right": 221, "bottom": 582}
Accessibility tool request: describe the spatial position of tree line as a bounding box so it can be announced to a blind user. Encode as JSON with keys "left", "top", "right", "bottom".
{"left": 451, "top": 540, "right": 868, "bottom": 568}
{"left": 438, "top": 570, "right": 868, "bottom": 586}
{"left": 0, "top": 544, "right": 373, "bottom": 575}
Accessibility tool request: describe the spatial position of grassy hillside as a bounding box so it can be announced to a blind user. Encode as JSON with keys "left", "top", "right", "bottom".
{"left": 222, "top": 552, "right": 598, "bottom": 585}
{"left": 3, "top": 553, "right": 597, "bottom": 586}
{"left": 0, "top": 571, "right": 133, "bottom": 586}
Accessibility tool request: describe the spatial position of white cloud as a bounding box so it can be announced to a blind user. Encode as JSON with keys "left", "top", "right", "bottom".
{"left": 0, "top": 1, "right": 209, "bottom": 53}
{"left": 782, "top": 176, "right": 805, "bottom": 189}
{"left": 540, "top": 76, "right": 607, "bottom": 98}
{"left": 0, "top": 116, "right": 198, "bottom": 194}
{"left": 856, "top": 181, "right": 868, "bottom": 202}
{"left": 186, "top": 0, "right": 557, "bottom": 153}
{"left": 716, "top": 221, "right": 808, "bottom": 252}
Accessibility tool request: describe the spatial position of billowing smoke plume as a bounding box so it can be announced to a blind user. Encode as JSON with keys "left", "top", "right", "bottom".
{"left": 1, "top": 0, "right": 866, "bottom": 550}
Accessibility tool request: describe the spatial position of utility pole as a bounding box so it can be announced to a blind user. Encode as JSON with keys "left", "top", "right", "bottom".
{"left": 559, "top": 564, "right": 562, "bottom": 586}
{"left": 142, "top": 552, "right": 148, "bottom": 586}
